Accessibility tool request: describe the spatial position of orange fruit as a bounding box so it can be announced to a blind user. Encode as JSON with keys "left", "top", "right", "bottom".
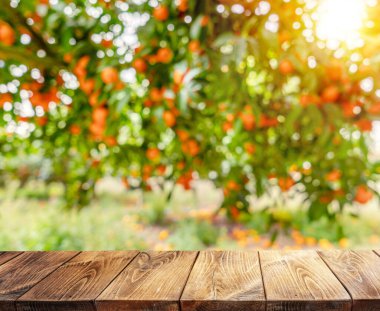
{"left": 69, "top": 124, "right": 81, "bottom": 135}
{"left": 150, "top": 88, "right": 164, "bottom": 102}
{"left": 326, "top": 169, "right": 341, "bottom": 182}
{"left": 163, "top": 110, "right": 176, "bottom": 127}
{"left": 0, "top": 93, "right": 12, "bottom": 107}
{"left": 278, "top": 177, "right": 295, "bottom": 192}
{"left": 92, "top": 106, "right": 108, "bottom": 125}
{"left": 146, "top": 147, "right": 160, "bottom": 161}
{"left": 241, "top": 113, "right": 255, "bottom": 130}
{"left": 367, "top": 102, "right": 380, "bottom": 115}
{"left": 100, "top": 67, "right": 119, "bottom": 84}
{"left": 279, "top": 59, "right": 294, "bottom": 75}
{"left": 0, "top": 21, "right": 15, "bottom": 46}
{"left": 244, "top": 142, "right": 256, "bottom": 155}
{"left": 153, "top": 5, "right": 169, "bottom": 21}
{"left": 133, "top": 58, "right": 147, "bottom": 73}
{"left": 188, "top": 40, "right": 201, "bottom": 53}
{"left": 177, "top": 0, "right": 188, "bottom": 12}
{"left": 200, "top": 15, "right": 210, "bottom": 27}
{"left": 355, "top": 119, "right": 372, "bottom": 132}
{"left": 354, "top": 185, "right": 373, "bottom": 204}
{"left": 79, "top": 78, "right": 95, "bottom": 95}
{"left": 156, "top": 47, "right": 173, "bottom": 63}
{"left": 321, "top": 85, "right": 340, "bottom": 103}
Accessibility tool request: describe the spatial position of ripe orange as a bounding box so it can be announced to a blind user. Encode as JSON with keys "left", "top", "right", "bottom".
{"left": 355, "top": 119, "right": 372, "bottom": 132}
{"left": 79, "top": 78, "right": 95, "bottom": 95}
{"left": 326, "top": 169, "right": 341, "bottom": 182}
{"left": 321, "top": 85, "right": 340, "bottom": 103}
{"left": 177, "top": 0, "right": 188, "bottom": 12}
{"left": 188, "top": 40, "right": 201, "bottom": 53}
{"left": 133, "top": 58, "right": 147, "bottom": 73}
{"left": 279, "top": 59, "right": 294, "bottom": 75}
{"left": 156, "top": 47, "right": 173, "bottom": 63}
{"left": 146, "top": 147, "right": 160, "bottom": 161}
{"left": 354, "top": 185, "right": 373, "bottom": 204}
{"left": 200, "top": 15, "right": 210, "bottom": 27}
{"left": 153, "top": 5, "right": 169, "bottom": 21}
{"left": 241, "top": 113, "right": 255, "bottom": 131}
{"left": 0, "top": 21, "right": 15, "bottom": 46}
{"left": 182, "top": 139, "right": 200, "bottom": 156}
{"left": 0, "top": 93, "right": 12, "bottom": 107}
{"left": 69, "top": 124, "right": 81, "bottom": 135}
{"left": 92, "top": 106, "right": 108, "bottom": 125}
{"left": 100, "top": 67, "right": 119, "bottom": 84}
{"left": 244, "top": 142, "right": 256, "bottom": 155}
{"left": 278, "top": 177, "right": 295, "bottom": 192}
{"left": 163, "top": 110, "right": 176, "bottom": 127}
{"left": 150, "top": 88, "right": 164, "bottom": 102}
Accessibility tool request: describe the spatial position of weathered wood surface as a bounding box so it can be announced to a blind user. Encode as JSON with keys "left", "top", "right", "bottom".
{"left": 96, "top": 251, "right": 197, "bottom": 311}
{"left": 319, "top": 250, "right": 380, "bottom": 311}
{"left": 0, "top": 251, "right": 78, "bottom": 311}
{"left": 260, "top": 250, "right": 351, "bottom": 311}
{"left": 17, "top": 251, "right": 138, "bottom": 311}
{"left": 0, "top": 250, "right": 379, "bottom": 310}
{"left": 181, "top": 251, "right": 265, "bottom": 310}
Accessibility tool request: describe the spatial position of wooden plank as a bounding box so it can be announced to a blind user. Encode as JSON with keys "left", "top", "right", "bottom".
{"left": 260, "top": 250, "right": 351, "bottom": 311}
{"left": 0, "top": 251, "right": 78, "bottom": 311}
{"left": 319, "top": 250, "right": 380, "bottom": 311}
{"left": 181, "top": 251, "right": 265, "bottom": 310}
{"left": 17, "top": 251, "right": 138, "bottom": 311}
{"left": 0, "top": 252, "right": 22, "bottom": 266}
{"left": 96, "top": 251, "right": 198, "bottom": 311}
{"left": 374, "top": 250, "right": 380, "bottom": 257}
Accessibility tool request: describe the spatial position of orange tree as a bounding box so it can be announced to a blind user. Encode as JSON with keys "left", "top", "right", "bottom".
{"left": 0, "top": 0, "right": 380, "bottom": 222}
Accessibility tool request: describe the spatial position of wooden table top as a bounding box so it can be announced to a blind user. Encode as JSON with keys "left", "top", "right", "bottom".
{"left": 0, "top": 250, "right": 379, "bottom": 310}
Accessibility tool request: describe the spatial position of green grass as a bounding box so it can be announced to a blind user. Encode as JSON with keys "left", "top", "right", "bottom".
{"left": 0, "top": 181, "right": 380, "bottom": 250}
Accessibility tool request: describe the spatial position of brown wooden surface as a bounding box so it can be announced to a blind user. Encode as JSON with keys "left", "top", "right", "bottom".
{"left": 181, "top": 250, "right": 265, "bottom": 311}
{"left": 319, "top": 250, "right": 380, "bottom": 311}
{"left": 17, "top": 251, "right": 139, "bottom": 311}
{"left": 96, "top": 251, "right": 198, "bottom": 311}
{"left": 260, "top": 250, "right": 352, "bottom": 311}
{"left": 0, "top": 251, "right": 78, "bottom": 311}
{"left": 0, "top": 252, "right": 21, "bottom": 266}
{"left": 0, "top": 250, "right": 379, "bottom": 310}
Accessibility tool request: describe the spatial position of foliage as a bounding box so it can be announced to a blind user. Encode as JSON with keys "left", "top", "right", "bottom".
{"left": 1, "top": 0, "right": 380, "bottom": 222}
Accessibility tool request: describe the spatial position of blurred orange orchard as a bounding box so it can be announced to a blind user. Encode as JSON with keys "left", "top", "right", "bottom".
{"left": 0, "top": 0, "right": 379, "bottom": 218}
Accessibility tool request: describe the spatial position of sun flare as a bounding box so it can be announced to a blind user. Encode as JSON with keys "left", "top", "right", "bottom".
{"left": 316, "top": 0, "right": 367, "bottom": 48}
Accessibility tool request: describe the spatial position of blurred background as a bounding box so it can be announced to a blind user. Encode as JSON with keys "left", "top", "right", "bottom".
{"left": 1, "top": 0, "right": 380, "bottom": 250}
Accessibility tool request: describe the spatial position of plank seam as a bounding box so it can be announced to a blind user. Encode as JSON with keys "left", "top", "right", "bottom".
{"left": 14, "top": 251, "right": 82, "bottom": 310}
{"left": 178, "top": 251, "right": 200, "bottom": 311}
{"left": 93, "top": 251, "right": 140, "bottom": 309}
{"left": 317, "top": 251, "right": 353, "bottom": 311}
{"left": 373, "top": 250, "right": 380, "bottom": 257}
{"left": 0, "top": 251, "right": 23, "bottom": 267}
{"left": 257, "top": 250, "right": 267, "bottom": 311}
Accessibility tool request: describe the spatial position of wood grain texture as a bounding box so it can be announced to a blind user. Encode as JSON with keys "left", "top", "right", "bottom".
{"left": 17, "top": 251, "right": 139, "bottom": 311}
{"left": 181, "top": 251, "right": 265, "bottom": 311}
{"left": 0, "top": 251, "right": 78, "bottom": 311}
{"left": 96, "top": 251, "right": 198, "bottom": 311}
{"left": 319, "top": 250, "right": 380, "bottom": 311}
{"left": 260, "top": 250, "right": 351, "bottom": 311}
{"left": 0, "top": 252, "right": 21, "bottom": 266}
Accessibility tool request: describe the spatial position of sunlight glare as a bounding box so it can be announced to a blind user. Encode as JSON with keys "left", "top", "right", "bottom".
{"left": 316, "top": 0, "right": 366, "bottom": 49}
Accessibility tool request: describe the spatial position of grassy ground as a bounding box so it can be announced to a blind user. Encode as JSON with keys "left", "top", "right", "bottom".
{"left": 0, "top": 179, "right": 379, "bottom": 250}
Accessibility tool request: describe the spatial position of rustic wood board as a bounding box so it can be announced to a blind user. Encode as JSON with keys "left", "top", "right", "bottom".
{"left": 0, "top": 252, "right": 21, "bottom": 266}
{"left": 0, "top": 251, "right": 78, "bottom": 311}
{"left": 96, "top": 251, "right": 198, "bottom": 311}
{"left": 17, "top": 251, "right": 139, "bottom": 311}
{"left": 181, "top": 250, "right": 265, "bottom": 310}
{"left": 319, "top": 250, "right": 380, "bottom": 311}
{"left": 260, "top": 250, "right": 352, "bottom": 311}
